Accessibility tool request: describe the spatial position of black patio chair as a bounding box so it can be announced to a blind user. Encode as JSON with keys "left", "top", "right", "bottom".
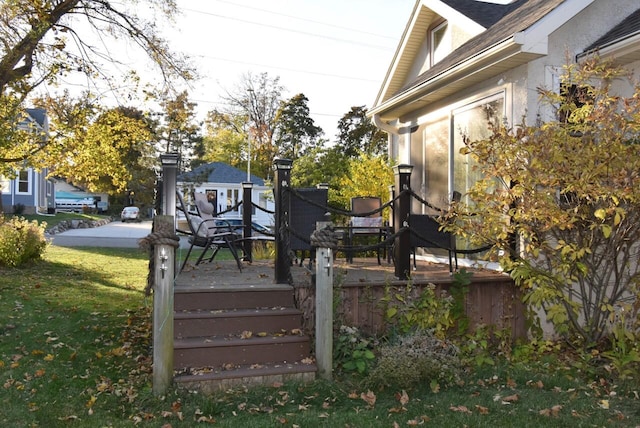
{"left": 176, "top": 192, "right": 242, "bottom": 272}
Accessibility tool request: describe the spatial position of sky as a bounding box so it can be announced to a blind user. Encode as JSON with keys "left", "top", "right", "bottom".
{"left": 157, "top": 0, "right": 416, "bottom": 142}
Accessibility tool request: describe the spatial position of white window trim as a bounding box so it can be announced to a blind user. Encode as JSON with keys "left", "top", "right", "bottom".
{"left": 430, "top": 21, "right": 450, "bottom": 66}
{"left": 16, "top": 169, "right": 32, "bottom": 195}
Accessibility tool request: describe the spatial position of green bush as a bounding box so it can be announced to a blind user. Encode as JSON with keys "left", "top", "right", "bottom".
{"left": 366, "top": 330, "right": 461, "bottom": 389}
{"left": 0, "top": 216, "right": 47, "bottom": 266}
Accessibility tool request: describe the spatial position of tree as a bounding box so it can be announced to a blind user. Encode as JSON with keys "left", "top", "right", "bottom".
{"left": 447, "top": 57, "right": 640, "bottom": 347}
{"left": 215, "top": 72, "right": 284, "bottom": 179}
{"left": 334, "top": 152, "right": 394, "bottom": 220}
{"left": 274, "top": 93, "right": 324, "bottom": 160}
{"left": 156, "top": 90, "right": 202, "bottom": 171}
{"left": 0, "top": 0, "right": 192, "bottom": 170}
{"left": 195, "top": 110, "right": 246, "bottom": 169}
{"left": 336, "top": 106, "right": 387, "bottom": 157}
{"left": 43, "top": 98, "right": 155, "bottom": 197}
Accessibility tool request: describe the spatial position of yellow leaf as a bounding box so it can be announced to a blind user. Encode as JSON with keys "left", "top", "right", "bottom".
{"left": 43, "top": 354, "right": 54, "bottom": 361}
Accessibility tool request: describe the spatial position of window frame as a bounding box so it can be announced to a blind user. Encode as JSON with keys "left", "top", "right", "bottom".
{"left": 16, "top": 169, "right": 32, "bottom": 195}
{"left": 430, "top": 20, "right": 450, "bottom": 66}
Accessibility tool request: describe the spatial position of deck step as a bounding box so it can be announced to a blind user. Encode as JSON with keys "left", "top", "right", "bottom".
{"left": 174, "top": 361, "right": 317, "bottom": 393}
{"left": 174, "top": 307, "right": 304, "bottom": 339}
{"left": 174, "top": 285, "right": 294, "bottom": 311}
{"left": 174, "top": 334, "right": 311, "bottom": 370}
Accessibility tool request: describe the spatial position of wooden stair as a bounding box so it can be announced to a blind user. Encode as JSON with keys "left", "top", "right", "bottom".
{"left": 173, "top": 283, "right": 316, "bottom": 393}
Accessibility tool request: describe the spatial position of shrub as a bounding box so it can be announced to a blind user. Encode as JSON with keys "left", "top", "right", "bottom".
{"left": 333, "top": 325, "right": 376, "bottom": 375}
{"left": 0, "top": 216, "right": 47, "bottom": 266}
{"left": 366, "top": 330, "right": 461, "bottom": 388}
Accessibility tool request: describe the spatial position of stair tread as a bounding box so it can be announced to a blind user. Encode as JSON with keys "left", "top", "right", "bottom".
{"left": 174, "top": 360, "right": 317, "bottom": 383}
{"left": 174, "top": 334, "right": 309, "bottom": 349}
{"left": 174, "top": 307, "right": 301, "bottom": 319}
{"left": 174, "top": 284, "right": 293, "bottom": 293}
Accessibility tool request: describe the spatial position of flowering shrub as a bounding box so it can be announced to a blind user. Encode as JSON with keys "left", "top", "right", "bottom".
{"left": 0, "top": 216, "right": 47, "bottom": 266}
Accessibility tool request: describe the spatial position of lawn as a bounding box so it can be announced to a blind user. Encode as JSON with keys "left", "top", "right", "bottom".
{"left": 0, "top": 246, "right": 638, "bottom": 427}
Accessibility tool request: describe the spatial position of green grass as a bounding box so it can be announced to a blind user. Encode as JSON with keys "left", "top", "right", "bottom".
{"left": 0, "top": 246, "right": 638, "bottom": 427}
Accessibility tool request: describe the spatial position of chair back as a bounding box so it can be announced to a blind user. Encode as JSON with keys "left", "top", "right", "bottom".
{"left": 193, "top": 192, "right": 216, "bottom": 220}
{"left": 351, "top": 196, "right": 383, "bottom": 233}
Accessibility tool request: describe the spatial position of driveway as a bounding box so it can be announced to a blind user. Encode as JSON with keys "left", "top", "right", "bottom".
{"left": 50, "top": 220, "right": 156, "bottom": 248}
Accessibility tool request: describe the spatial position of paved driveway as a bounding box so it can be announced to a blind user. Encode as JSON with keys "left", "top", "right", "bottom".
{"left": 50, "top": 220, "right": 155, "bottom": 248}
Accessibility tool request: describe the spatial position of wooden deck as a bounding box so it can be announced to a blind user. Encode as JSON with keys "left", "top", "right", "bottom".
{"left": 175, "top": 256, "right": 506, "bottom": 289}
{"left": 176, "top": 256, "right": 525, "bottom": 340}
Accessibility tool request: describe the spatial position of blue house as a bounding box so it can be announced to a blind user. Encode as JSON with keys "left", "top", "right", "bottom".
{"left": 0, "top": 108, "right": 55, "bottom": 214}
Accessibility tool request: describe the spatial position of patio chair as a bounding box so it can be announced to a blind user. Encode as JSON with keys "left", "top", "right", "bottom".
{"left": 176, "top": 192, "right": 242, "bottom": 272}
{"left": 347, "top": 196, "right": 388, "bottom": 264}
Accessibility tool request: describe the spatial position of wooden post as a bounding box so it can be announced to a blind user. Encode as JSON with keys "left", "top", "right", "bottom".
{"left": 242, "top": 181, "right": 253, "bottom": 262}
{"left": 315, "top": 224, "right": 333, "bottom": 380}
{"left": 274, "top": 159, "right": 292, "bottom": 283}
{"left": 152, "top": 215, "right": 175, "bottom": 395}
{"left": 393, "top": 164, "right": 413, "bottom": 280}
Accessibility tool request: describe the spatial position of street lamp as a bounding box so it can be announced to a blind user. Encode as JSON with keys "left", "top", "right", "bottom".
{"left": 246, "top": 88, "right": 255, "bottom": 182}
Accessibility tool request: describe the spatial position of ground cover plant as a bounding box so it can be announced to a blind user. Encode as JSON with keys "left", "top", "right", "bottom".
{"left": 0, "top": 246, "right": 638, "bottom": 427}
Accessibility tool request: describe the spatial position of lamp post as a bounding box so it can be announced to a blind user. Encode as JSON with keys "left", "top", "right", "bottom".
{"left": 160, "top": 152, "right": 180, "bottom": 217}
{"left": 246, "top": 88, "right": 255, "bottom": 182}
{"left": 393, "top": 164, "right": 413, "bottom": 280}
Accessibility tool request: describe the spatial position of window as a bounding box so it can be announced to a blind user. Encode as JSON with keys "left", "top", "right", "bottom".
{"left": 430, "top": 21, "right": 450, "bottom": 65}
{"left": 16, "top": 169, "right": 31, "bottom": 194}
{"left": 422, "top": 117, "right": 449, "bottom": 214}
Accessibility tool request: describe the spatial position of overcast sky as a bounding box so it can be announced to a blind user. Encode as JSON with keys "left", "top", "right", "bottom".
{"left": 161, "top": 0, "right": 416, "bottom": 141}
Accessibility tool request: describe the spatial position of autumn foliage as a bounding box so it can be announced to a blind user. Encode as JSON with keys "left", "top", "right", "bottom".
{"left": 447, "top": 57, "right": 640, "bottom": 349}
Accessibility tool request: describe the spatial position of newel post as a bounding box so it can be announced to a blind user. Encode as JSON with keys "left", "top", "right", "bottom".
{"left": 313, "top": 221, "right": 334, "bottom": 380}
{"left": 393, "top": 164, "right": 413, "bottom": 280}
{"left": 274, "top": 159, "right": 292, "bottom": 283}
{"left": 151, "top": 215, "right": 176, "bottom": 395}
{"left": 242, "top": 181, "right": 253, "bottom": 262}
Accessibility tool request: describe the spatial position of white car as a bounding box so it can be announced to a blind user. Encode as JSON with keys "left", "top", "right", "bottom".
{"left": 121, "top": 206, "right": 140, "bottom": 222}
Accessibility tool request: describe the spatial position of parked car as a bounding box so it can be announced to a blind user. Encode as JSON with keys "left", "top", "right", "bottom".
{"left": 213, "top": 218, "right": 272, "bottom": 238}
{"left": 121, "top": 206, "right": 140, "bottom": 222}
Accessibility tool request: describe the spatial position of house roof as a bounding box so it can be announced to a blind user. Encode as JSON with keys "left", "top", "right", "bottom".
{"left": 400, "top": 0, "right": 564, "bottom": 95}
{"left": 370, "top": 0, "right": 598, "bottom": 121}
{"left": 440, "top": 0, "right": 527, "bottom": 28}
{"left": 25, "top": 108, "right": 47, "bottom": 127}
{"left": 584, "top": 8, "right": 640, "bottom": 51}
{"left": 179, "top": 162, "right": 266, "bottom": 186}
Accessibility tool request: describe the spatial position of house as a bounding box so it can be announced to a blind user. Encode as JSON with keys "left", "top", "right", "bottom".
{"left": 177, "top": 162, "right": 275, "bottom": 227}
{"left": 0, "top": 108, "right": 55, "bottom": 214}
{"left": 51, "top": 178, "right": 110, "bottom": 213}
{"left": 369, "top": 0, "right": 640, "bottom": 260}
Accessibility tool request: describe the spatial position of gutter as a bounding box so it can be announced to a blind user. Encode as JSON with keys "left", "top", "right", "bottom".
{"left": 372, "top": 115, "right": 418, "bottom": 136}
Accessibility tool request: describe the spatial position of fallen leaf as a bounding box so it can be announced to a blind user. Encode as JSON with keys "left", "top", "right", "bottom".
{"left": 475, "top": 405, "right": 489, "bottom": 414}
{"left": 361, "top": 390, "right": 376, "bottom": 407}
{"left": 396, "top": 390, "right": 409, "bottom": 406}
{"left": 598, "top": 399, "right": 609, "bottom": 409}
{"left": 450, "top": 405, "right": 472, "bottom": 414}
{"left": 240, "top": 330, "right": 252, "bottom": 339}
{"left": 502, "top": 394, "right": 519, "bottom": 403}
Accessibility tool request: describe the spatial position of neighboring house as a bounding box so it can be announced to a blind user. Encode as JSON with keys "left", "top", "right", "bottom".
{"left": 51, "top": 178, "right": 110, "bottom": 213}
{"left": 177, "top": 162, "right": 275, "bottom": 227}
{"left": 369, "top": 0, "right": 640, "bottom": 258}
{"left": 0, "top": 108, "right": 55, "bottom": 214}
